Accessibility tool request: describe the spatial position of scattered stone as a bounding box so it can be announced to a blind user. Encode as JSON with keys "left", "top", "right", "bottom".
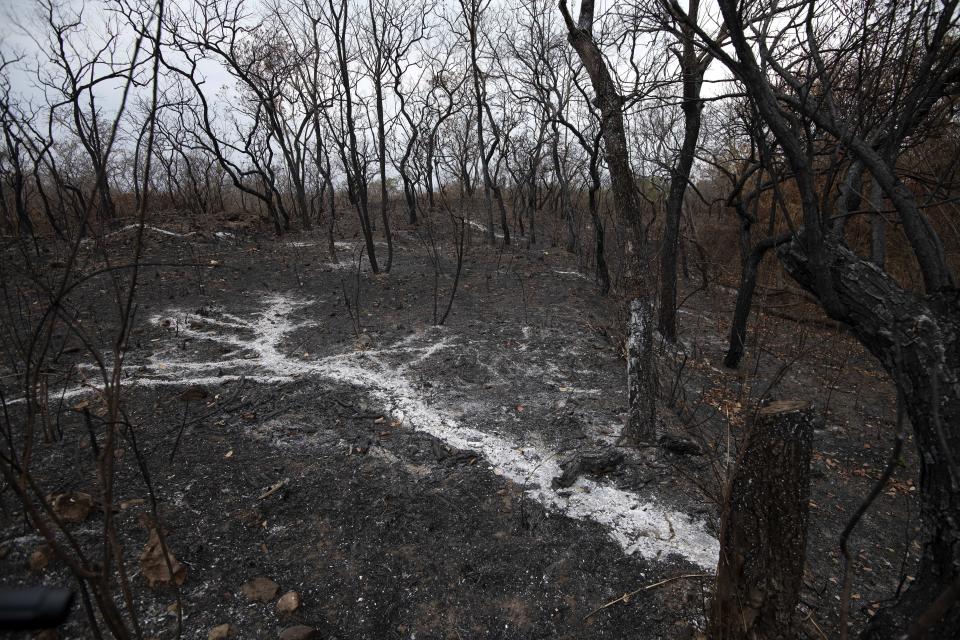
{"left": 552, "top": 447, "right": 625, "bottom": 489}
{"left": 279, "top": 625, "right": 317, "bottom": 640}
{"left": 276, "top": 591, "right": 301, "bottom": 615}
{"left": 658, "top": 434, "right": 703, "bottom": 456}
{"left": 241, "top": 576, "right": 279, "bottom": 602}
{"left": 208, "top": 623, "right": 238, "bottom": 640}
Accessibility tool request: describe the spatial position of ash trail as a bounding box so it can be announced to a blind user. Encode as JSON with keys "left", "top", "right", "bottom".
{"left": 48, "top": 294, "right": 721, "bottom": 569}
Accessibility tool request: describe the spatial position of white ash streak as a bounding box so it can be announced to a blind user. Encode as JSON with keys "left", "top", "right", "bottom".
{"left": 25, "top": 294, "right": 719, "bottom": 569}
{"left": 553, "top": 269, "right": 590, "bottom": 280}
{"left": 319, "top": 350, "right": 719, "bottom": 569}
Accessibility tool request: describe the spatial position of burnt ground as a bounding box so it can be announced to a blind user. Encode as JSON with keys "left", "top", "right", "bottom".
{"left": 0, "top": 218, "right": 919, "bottom": 639}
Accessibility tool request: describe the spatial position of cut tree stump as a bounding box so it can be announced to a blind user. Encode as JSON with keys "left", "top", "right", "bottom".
{"left": 625, "top": 298, "right": 657, "bottom": 445}
{"left": 709, "top": 400, "right": 815, "bottom": 639}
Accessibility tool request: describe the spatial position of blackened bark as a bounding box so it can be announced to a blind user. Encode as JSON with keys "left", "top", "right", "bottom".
{"left": 710, "top": 400, "right": 815, "bottom": 639}
{"left": 868, "top": 178, "right": 886, "bottom": 269}
{"left": 331, "top": 0, "right": 379, "bottom": 273}
{"left": 626, "top": 298, "right": 656, "bottom": 445}
{"left": 549, "top": 120, "right": 577, "bottom": 253}
{"left": 561, "top": 0, "right": 653, "bottom": 441}
{"left": 588, "top": 149, "right": 609, "bottom": 295}
{"left": 777, "top": 238, "right": 960, "bottom": 638}
{"left": 724, "top": 228, "right": 790, "bottom": 369}
{"left": 832, "top": 160, "right": 863, "bottom": 240}
{"left": 374, "top": 80, "right": 393, "bottom": 271}
{"left": 724, "top": 247, "right": 762, "bottom": 369}
{"left": 658, "top": 2, "right": 706, "bottom": 342}
{"left": 559, "top": 2, "right": 645, "bottom": 265}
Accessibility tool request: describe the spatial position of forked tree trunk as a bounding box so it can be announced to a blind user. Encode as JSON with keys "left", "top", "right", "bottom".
{"left": 777, "top": 239, "right": 960, "bottom": 638}
{"left": 710, "top": 400, "right": 815, "bottom": 639}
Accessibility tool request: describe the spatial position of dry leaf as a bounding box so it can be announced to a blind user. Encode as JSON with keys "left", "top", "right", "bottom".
{"left": 208, "top": 623, "right": 238, "bottom": 640}
{"left": 140, "top": 528, "right": 186, "bottom": 588}
{"left": 49, "top": 491, "right": 94, "bottom": 523}
{"left": 29, "top": 545, "right": 54, "bottom": 571}
{"left": 276, "top": 591, "right": 301, "bottom": 615}
{"left": 241, "top": 576, "right": 279, "bottom": 602}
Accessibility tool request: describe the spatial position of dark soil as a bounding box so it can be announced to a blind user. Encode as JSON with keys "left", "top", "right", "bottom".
{"left": 0, "top": 216, "right": 919, "bottom": 639}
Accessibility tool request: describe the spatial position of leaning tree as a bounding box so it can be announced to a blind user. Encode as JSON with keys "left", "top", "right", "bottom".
{"left": 667, "top": 0, "right": 960, "bottom": 634}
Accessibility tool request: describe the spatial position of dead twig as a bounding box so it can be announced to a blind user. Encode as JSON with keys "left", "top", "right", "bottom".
{"left": 258, "top": 478, "right": 289, "bottom": 500}
{"left": 583, "top": 573, "right": 712, "bottom": 621}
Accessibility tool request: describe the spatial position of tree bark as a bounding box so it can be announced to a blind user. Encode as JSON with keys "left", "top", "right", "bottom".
{"left": 710, "top": 400, "right": 815, "bottom": 639}
{"left": 658, "top": 0, "right": 706, "bottom": 342}
{"left": 724, "top": 246, "right": 763, "bottom": 370}
{"left": 559, "top": 1, "right": 645, "bottom": 266}
{"left": 561, "top": 0, "right": 654, "bottom": 442}
{"left": 374, "top": 79, "right": 393, "bottom": 271}
{"left": 776, "top": 238, "right": 960, "bottom": 638}
{"left": 626, "top": 298, "right": 657, "bottom": 445}
{"left": 868, "top": 178, "right": 886, "bottom": 269}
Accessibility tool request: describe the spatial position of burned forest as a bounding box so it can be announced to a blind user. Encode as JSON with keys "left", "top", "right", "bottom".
{"left": 1, "top": 0, "right": 959, "bottom": 638}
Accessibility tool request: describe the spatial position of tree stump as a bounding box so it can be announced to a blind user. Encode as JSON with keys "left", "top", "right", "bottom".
{"left": 709, "top": 400, "right": 815, "bottom": 639}
{"left": 626, "top": 298, "right": 657, "bottom": 445}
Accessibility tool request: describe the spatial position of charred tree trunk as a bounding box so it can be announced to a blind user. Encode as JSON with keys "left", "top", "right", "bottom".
{"left": 724, "top": 226, "right": 789, "bottom": 369}
{"left": 658, "top": 2, "right": 706, "bottom": 342}
{"left": 331, "top": 0, "right": 379, "bottom": 273}
{"left": 777, "top": 239, "right": 960, "bottom": 638}
{"left": 710, "top": 400, "right": 815, "bottom": 639}
{"left": 626, "top": 298, "right": 657, "bottom": 445}
{"left": 868, "top": 178, "right": 886, "bottom": 269}
{"left": 374, "top": 80, "right": 393, "bottom": 271}
{"left": 550, "top": 122, "right": 576, "bottom": 253}
{"left": 588, "top": 140, "right": 609, "bottom": 295}
{"left": 527, "top": 167, "right": 537, "bottom": 246}
{"left": 724, "top": 245, "right": 764, "bottom": 370}
{"left": 326, "top": 173, "right": 337, "bottom": 260}
{"left": 559, "top": 1, "right": 645, "bottom": 266}
{"left": 832, "top": 160, "right": 863, "bottom": 240}
{"left": 561, "top": 0, "right": 654, "bottom": 442}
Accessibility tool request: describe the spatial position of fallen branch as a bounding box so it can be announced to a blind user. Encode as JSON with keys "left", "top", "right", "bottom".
{"left": 583, "top": 573, "right": 712, "bottom": 621}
